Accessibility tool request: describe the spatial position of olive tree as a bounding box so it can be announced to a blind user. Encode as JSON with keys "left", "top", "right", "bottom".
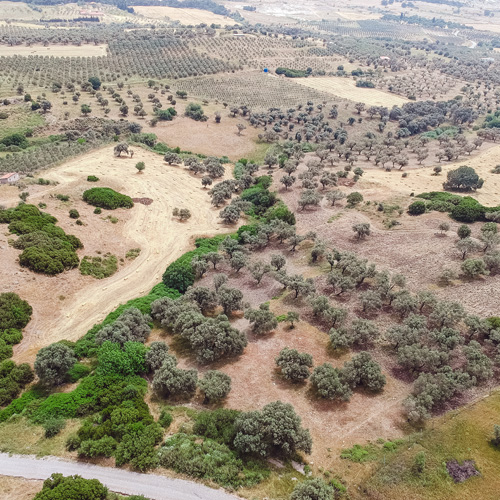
{"left": 198, "top": 370, "right": 231, "bottom": 403}
{"left": 276, "top": 347, "right": 313, "bottom": 382}
{"left": 34, "top": 343, "right": 76, "bottom": 386}
{"left": 233, "top": 401, "right": 312, "bottom": 458}
{"left": 245, "top": 303, "right": 278, "bottom": 335}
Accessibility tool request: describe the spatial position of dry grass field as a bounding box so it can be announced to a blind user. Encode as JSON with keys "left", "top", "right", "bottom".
{"left": 132, "top": 5, "right": 235, "bottom": 25}
{"left": 0, "top": 476, "right": 42, "bottom": 500}
{"left": 0, "top": 145, "right": 235, "bottom": 363}
{"left": 0, "top": 44, "right": 108, "bottom": 57}
{"left": 292, "top": 77, "right": 409, "bottom": 107}
{"left": 367, "top": 144, "right": 500, "bottom": 208}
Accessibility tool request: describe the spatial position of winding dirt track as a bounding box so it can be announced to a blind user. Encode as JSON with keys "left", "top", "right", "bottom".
{"left": 11, "top": 146, "right": 233, "bottom": 362}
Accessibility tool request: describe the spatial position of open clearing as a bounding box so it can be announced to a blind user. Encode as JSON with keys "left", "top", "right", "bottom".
{"left": 132, "top": 6, "right": 235, "bottom": 25}
{"left": 0, "top": 476, "right": 42, "bottom": 500}
{"left": 0, "top": 44, "right": 108, "bottom": 57}
{"left": 292, "top": 77, "right": 409, "bottom": 106}
{"left": 366, "top": 143, "right": 500, "bottom": 208}
{"left": 0, "top": 145, "right": 234, "bottom": 363}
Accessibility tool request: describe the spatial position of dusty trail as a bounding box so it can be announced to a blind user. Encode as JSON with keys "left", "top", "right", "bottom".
{"left": 0, "top": 453, "right": 240, "bottom": 500}
{"left": 9, "top": 146, "right": 233, "bottom": 362}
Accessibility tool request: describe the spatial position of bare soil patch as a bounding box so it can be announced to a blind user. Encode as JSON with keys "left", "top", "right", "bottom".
{"left": 0, "top": 476, "right": 42, "bottom": 500}
{"left": 292, "top": 77, "right": 409, "bottom": 107}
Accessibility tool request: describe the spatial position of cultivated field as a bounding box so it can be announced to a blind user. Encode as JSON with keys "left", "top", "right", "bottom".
{"left": 0, "top": 44, "right": 108, "bottom": 57}
{"left": 0, "top": 145, "right": 235, "bottom": 363}
{"left": 292, "top": 77, "right": 410, "bottom": 106}
{"left": 132, "top": 5, "right": 235, "bottom": 25}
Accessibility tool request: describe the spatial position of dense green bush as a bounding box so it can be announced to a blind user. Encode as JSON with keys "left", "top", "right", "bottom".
{"left": 276, "top": 67, "right": 308, "bottom": 78}
{"left": 193, "top": 408, "right": 240, "bottom": 446}
{"left": 408, "top": 200, "right": 426, "bottom": 215}
{"left": 158, "top": 433, "right": 269, "bottom": 487}
{"left": 162, "top": 235, "right": 227, "bottom": 293}
{"left": 0, "top": 292, "right": 32, "bottom": 331}
{"left": 33, "top": 473, "right": 108, "bottom": 500}
{"left": 416, "top": 192, "right": 500, "bottom": 222}
{"left": 185, "top": 103, "right": 206, "bottom": 121}
{"left": 87, "top": 175, "right": 99, "bottom": 182}
{"left": 82, "top": 188, "right": 133, "bottom": 210}
{"left": 0, "top": 205, "right": 81, "bottom": 275}
{"left": 0, "top": 359, "right": 34, "bottom": 406}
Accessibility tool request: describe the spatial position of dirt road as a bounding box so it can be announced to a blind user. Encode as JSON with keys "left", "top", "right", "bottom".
{"left": 0, "top": 452, "right": 239, "bottom": 500}
{"left": 5, "top": 146, "right": 233, "bottom": 362}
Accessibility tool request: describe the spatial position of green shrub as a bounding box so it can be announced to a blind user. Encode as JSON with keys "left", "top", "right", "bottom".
{"left": 33, "top": 473, "right": 108, "bottom": 500}
{"left": 1, "top": 328, "right": 23, "bottom": 345}
{"left": 264, "top": 202, "right": 296, "bottom": 225}
{"left": 451, "top": 198, "right": 486, "bottom": 222}
{"left": 87, "top": 175, "right": 99, "bottom": 182}
{"left": 0, "top": 292, "right": 32, "bottom": 330}
{"left": 158, "top": 433, "right": 269, "bottom": 487}
{"left": 193, "top": 408, "right": 240, "bottom": 446}
{"left": 0, "top": 205, "right": 81, "bottom": 275}
{"left": 83, "top": 188, "right": 133, "bottom": 210}
{"left": 340, "top": 443, "right": 377, "bottom": 462}
{"left": 44, "top": 417, "right": 66, "bottom": 438}
{"left": 185, "top": 103, "right": 206, "bottom": 121}
{"left": 162, "top": 235, "right": 227, "bottom": 293}
{"left": 67, "top": 363, "right": 91, "bottom": 383}
{"left": 0, "top": 339, "right": 13, "bottom": 362}
{"left": 408, "top": 200, "right": 426, "bottom": 215}
{"left": 56, "top": 194, "right": 70, "bottom": 202}
{"left": 158, "top": 408, "right": 173, "bottom": 428}
{"left": 69, "top": 209, "right": 79, "bottom": 219}
{"left": 94, "top": 208, "right": 102, "bottom": 214}
{"left": 80, "top": 254, "right": 118, "bottom": 279}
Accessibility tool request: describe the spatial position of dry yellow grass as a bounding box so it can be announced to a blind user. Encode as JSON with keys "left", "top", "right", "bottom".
{"left": 132, "top": 5, "right": 235, "bottom": 25}
{"left": 292, "top": 77, "right": 409, "bottom": 106}
{"left": 0, "top": 44, "right": 108, "bottom": 57}
{"left": 364, "top": 143, "right": 500, "bottom": 207}
{"left": 0, "top": 145, "right": 236, "bottom": 362}
{"left": 0, "top": 476, "right": 42, "bottom": 500}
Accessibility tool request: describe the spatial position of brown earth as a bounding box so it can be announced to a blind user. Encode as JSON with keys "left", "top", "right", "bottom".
{"left": 0, "top": 145, "right": 235, "bottom": 363}
{"left": 0, "top": 476, "right": 42, "bottom": 500}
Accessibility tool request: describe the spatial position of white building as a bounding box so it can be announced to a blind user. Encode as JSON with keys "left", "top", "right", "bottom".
{"left": 0, "top": 172, "right": 20, "bottom": 184}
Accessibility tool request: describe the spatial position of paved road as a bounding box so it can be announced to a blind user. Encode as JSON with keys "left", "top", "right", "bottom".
{"left": 0, "top": 453, "right": 240, "bottom": 500}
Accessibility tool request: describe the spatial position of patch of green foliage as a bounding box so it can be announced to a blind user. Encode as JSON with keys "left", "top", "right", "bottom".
{"left": 33, "top": 473, "right": 108, "bottom": 500}
{"left": 0, "top": 204, "right": 81, "bottom": 275}
{"left": 83, "top": 188, "right": 133, "bottom": 210}
{"left": 0, "top": 359, "right": 34, "bottom": 406}
{"left": 158, "top": 433, "right": 269, "bottom": 488}
{"left": 80, "top": 254, "right": 118, "bottom": 279}
{"left": 162, "top": 235, "right": 229, "bottom": 293}
{"left": 416, "top": 192, "right": 500, "bottom": 222}
{"left": 276, "top": 67, "right": 309, "bottom": 78}
{"left": 86, "top": 175, "right": 99, "bottom": 182}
